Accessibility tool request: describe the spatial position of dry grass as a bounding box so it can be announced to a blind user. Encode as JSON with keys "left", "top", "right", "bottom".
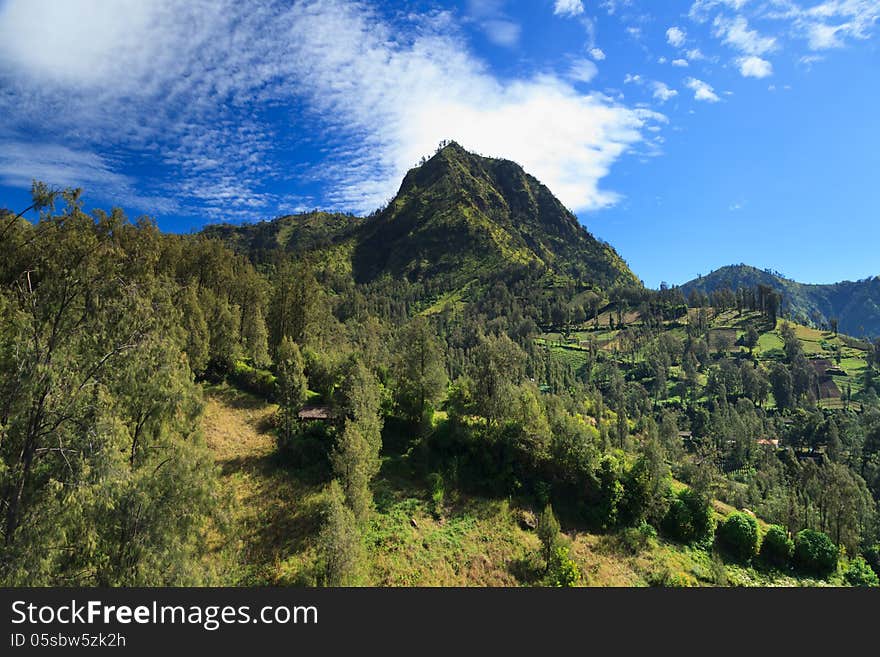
{"left": 202, "top": 384, "right": 325, "bottom": 585}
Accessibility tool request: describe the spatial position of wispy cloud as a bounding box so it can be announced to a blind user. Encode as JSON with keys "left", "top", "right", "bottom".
{"left": 0, "top": 0, "right": 663, "bottom": 218}
{"left": 712, "top": 15, "right": 778, "bottom": 55}
{"left": 554, "top": 0, "right": 585, "bottom": 18}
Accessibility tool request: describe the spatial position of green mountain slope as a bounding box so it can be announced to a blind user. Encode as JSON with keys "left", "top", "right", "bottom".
{"left": 201, "top": 142, "right": 639, "bottom": 294}
{"left": 352, "top": 142, "right": 638, "bottom": 290}
{"left": 681, "top": 264, "right": 880, "bottom": 338}
{"left": 201, "top": 211, "right": 360, "bottom": 262}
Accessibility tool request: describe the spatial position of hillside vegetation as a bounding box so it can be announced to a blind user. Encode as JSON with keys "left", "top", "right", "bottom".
{"left": 681, "top": 264, "right": 880, "bottom": 339}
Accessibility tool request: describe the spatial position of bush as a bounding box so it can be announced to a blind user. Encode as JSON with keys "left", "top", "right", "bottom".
{"left": 547, "top": 545, "right": 580, "bottom": 587}
{"left": 793, "top": 529, "right": 839, "bottom": 578}
{"left": 717, "top": 512, "right": 759, "bottom": 562}
{"left": 759, "top": 525, "right": 794, "bottom": 569}
{"left": 661, "top": 488, "right": 715, "bottom": 545}
{"left": 229, "top": 360, "right": 276, "bottom": 399}
{"left": 843, "top": 557, "right": 879, "bottom": 587}
{"left": 428, "top": 472, "right": 445, "bottom": 518}
{"left": 863, "top": 543, "right": 880, "bottom": 578}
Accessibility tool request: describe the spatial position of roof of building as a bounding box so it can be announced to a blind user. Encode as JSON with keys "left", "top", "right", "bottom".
{"left": 298, "top": 405, "right": 335, "bottom": 421}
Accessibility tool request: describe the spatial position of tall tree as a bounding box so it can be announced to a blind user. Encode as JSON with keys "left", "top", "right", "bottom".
{"left": 392, "top": 317, "right": 448, "bottom": 432}
{"left": 318, "top": 480, "right": 366, "bottom": 586}
{"left": 276, "top": 337, "right": 308, "bottom": 445}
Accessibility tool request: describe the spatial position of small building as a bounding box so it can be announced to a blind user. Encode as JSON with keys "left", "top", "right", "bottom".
{"left": 297, "top": 405, "right": 335, "bottom": 422}
{"left": 756, "top": 438, "right": 780, "bottom": 447}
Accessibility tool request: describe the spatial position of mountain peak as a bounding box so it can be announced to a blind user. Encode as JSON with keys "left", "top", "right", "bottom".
{"left": 353, "top": 142, "right": 638, "bottom": 291}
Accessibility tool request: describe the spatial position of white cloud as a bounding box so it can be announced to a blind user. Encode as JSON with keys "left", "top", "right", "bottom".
{"left": 672, "top": 58, "right": 690, "bottom": 66}
{"left": 0, "top": 0, "right": 664, "bottom": 216}
{"left": 713, "top": 15, "right": 778, "bottom": 55}
{"left": 568, "top": 59, "right": 599, "bottom": 83}
{"left": 685, "top": 77, "right": 721, "bottom": 102}
{"left": 481, "top": 19, "right": 521, "bottom": 46}
{"left": 0, "top": 141, "right": 177, "bottom": 212}
{"left": 737, "top": 55, "right": 773, "bottom": 77}
{"left": 624, "top": 73, "right": 643, "bottom": 84}
{"left": 590, "top": 47, "right": 607, "bottom": 60}
{"left": 652, "top": 82, "right": 679, "bottom": 103}
{"left": 666, "top": 26, "right": 687, "bottom": 47}
{"left": 554, "top": 0, "right": 585, "bottom": 17}
{"left": 686, "top": 48, "right": 707, "bottom": 60}
{"left": 694, "top": 0, "right": 880, "bottom": 54}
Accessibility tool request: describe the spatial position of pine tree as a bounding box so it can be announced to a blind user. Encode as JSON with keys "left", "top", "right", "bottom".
{"left": 537, "top": 504, "right": 561, "bottom": 568}
{"left": 242, "top": 305, "right": 270, "bottom": 368}
{"left": 276, "top": 337, "right": 308, "bottom": 445}
{"left": 392, "top": 317, "right": 448, "bottom": 432}
{"left": 318, "top": 480, "right": 366, "bottom": 586}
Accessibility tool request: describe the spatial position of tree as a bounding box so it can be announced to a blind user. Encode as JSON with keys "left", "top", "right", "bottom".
{"left": 793, "top": 529, "right": 839, "bottom": 577}
{"left": 843, "top": 557, "right": 879, "bottom": 587}
{"left": 207, "top": 294, "right": 241, "bottom": 373}
{"left": 621, "top": 429, "right": 671, "bottom": 527}
{"left": 268, "top": 260, "right": 325, "bottom": 352}
{"left": 470, "top": 333, "right": 525, "bottom": 427}
{"left": 770, "top": 364, "right": 794, "bottom": 412}
{"left": 392, "top": 317, "right": 448, "bottom": 432}
{"left": 537, "top": 504, "right": 561, "bottom": 568}
{"left": 318, "top": 480, "right": 366, "bottom": 586}
{"left": 0, "top": 193, "right": 222, "bottom": 585}
{"left": 180, "top": 284, "right": 209, "bottom": 376}
{"left": 744, "top": 326, "right": 760, "bottom": 356}
{"left": 242, "top": 305, "right": 270, "bottom": 368}
{"left": 337, "top": 358, "right": 384, "bottom": 456}
{"left": 276, "top": 337, "right": 308, "bottom": 445}
{"left": 760, "top": 525, "right": 794, "bottom": 569}
{"left": 547, "top": 544, "right": 580, "bottom": 587}
{"left": 331, "top": 420, "right": 377, "bottom": 521}
{"left": 662, "top": 488, "right": 714, "bottom": 545}
{"left": 717, "top": 512, "right": 759, "bottom": 562}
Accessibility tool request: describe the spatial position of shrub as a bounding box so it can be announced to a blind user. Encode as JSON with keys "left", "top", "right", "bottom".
{"left": 661, "top": 488, "right": 715, "bottom": 545}
{"left": 547, "top": 545, "right": 580, "bottom": 587}
{"left": 428, "top": 472, "right": 445, "bottom": 518}
{"left": 864, "top": 544, "right": 880, "bottom": 578}
{"left": 537, "top": 504, "right": 561, "bottom": 566}
{"left": 717, "top": 512, "right": 759, "bottom": 562}
{"left": 793, "top": 529, "right": 839, "bottom": 578}
{"left": 759, "top": 525, "right": 794, "bottom": 568}
{"left": 843, "top": 557, "right": 879, "bottom": 587}
{"left": 229, "top": 360, "right": 276, "bottom": 399}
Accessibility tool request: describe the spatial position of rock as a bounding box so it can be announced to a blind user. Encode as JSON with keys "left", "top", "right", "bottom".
{"left": 518, "top": 509, "right": 537, "bottom": 531}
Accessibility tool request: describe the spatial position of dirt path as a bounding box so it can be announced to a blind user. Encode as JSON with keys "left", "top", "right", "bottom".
{"left": 202, "top": 385, "right": 322, "bottom": 584}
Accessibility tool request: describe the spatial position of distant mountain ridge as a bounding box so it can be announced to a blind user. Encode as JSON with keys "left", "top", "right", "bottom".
{"left": 202, "top": 141, "right": 639, "bottom": 293}
{"left": 681, "top": 264, "right": 880, "bottom": 338}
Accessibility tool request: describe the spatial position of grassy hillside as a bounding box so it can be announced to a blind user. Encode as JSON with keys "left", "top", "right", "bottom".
{"left": 204, "top": 384, "right": 838, "bottom": 587}
{"left": 540, "top": 307, "right": 873, "bottom": 410}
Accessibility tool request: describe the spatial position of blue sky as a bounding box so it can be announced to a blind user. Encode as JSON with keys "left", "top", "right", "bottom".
{"left": 1, "top": 0, "right": 878, "bottom": 287}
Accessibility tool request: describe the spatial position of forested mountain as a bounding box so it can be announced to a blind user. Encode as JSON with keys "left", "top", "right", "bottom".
{"left": 681, "top": 264, "right": 880, "bottom": 338}
{"left": 351, "top": 142, "right": 637, "bottom": 291}
{"left": 201, "top": 210, "right": 360, "bottom": 263}
{"left": 203, "top": 142, "right": 639, "bottom": 295}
